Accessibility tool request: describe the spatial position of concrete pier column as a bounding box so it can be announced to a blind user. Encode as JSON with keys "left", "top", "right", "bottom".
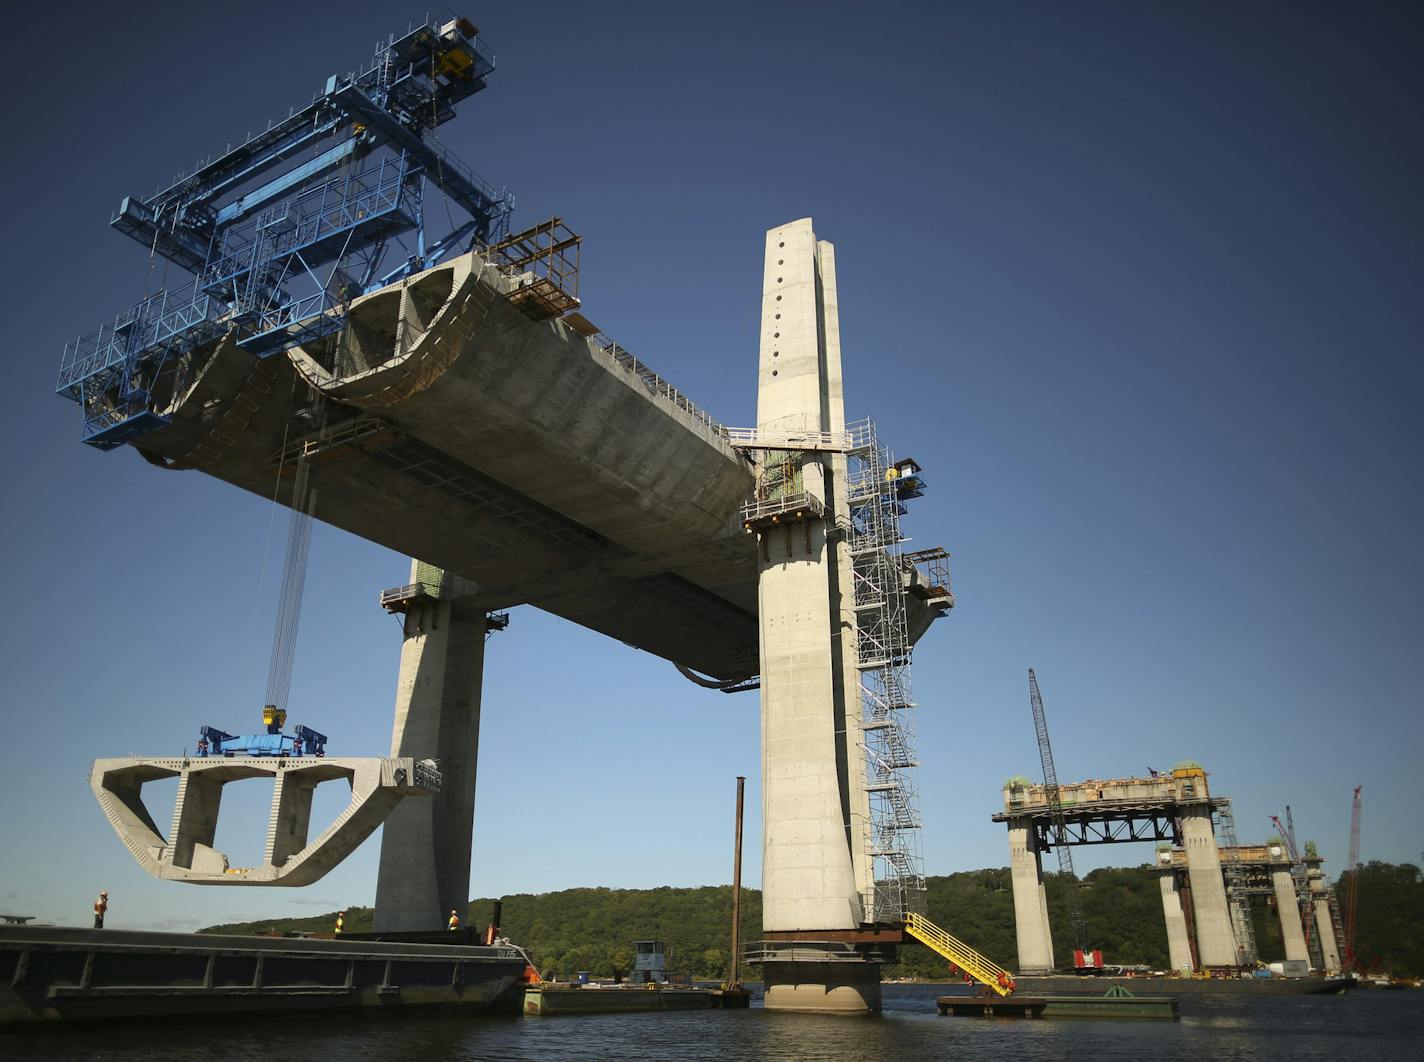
{"left": 819, "top": 240, "right": 876, "bottom": 915}
{"left": 754, "top": 218, "right": 875, "bottom": 1013}
{"left": 1180, "top": 808, "right": 1238, "bottom": 967}
{"left": 1270, "top": 864, "right": 1310, "bottom": 964}
{"left": 1155, "top": 852, "right": 1195, "bottom": 973}
{"left": 373, "top": 562, "right": 487, "bottom": 932}
{"left": 1306, "top": 859, "right": 1341, "bottom": 973}
{"left": 1009, "top": 821, "right": 1054, "bottom": 973}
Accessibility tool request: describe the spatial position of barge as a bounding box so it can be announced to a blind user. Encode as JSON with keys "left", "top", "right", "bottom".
{"left": 0, "top": 924, "right": 526, "bottom": 1025}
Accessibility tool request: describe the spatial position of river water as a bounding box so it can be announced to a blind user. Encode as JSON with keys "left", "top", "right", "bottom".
{"left": 4, "top": 983, "right": 1422, "bottom": 1060}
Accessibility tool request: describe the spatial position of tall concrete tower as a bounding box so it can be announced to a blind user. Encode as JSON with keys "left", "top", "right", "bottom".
{"left": 749, "top": 218, "right": 881, "bottom": 1012}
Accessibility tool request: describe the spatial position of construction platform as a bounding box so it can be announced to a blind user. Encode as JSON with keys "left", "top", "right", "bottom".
{"left": 0, "top": 924, "right": 527, "bottom": 1025}
{"left": 937, "top": 987, "right": 1179, "bottom": 1021}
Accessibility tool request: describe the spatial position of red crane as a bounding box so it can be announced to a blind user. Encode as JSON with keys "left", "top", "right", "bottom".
{"left": 1341, "top": 786, "right": 1363, "bottom": 975}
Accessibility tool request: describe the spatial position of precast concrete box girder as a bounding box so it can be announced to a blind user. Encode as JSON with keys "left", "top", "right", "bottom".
{"left": 91, "top": 755, "right": 439, "bottom": 886}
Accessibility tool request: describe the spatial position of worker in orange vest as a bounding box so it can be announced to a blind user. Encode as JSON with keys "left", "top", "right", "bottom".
{"left": 448, "top": 909, "right": 461, "bottom": 931}
{"left": 334, "top": 910, "right": 345, "bottom": 935}
{"left": 93, "top": 891, "right": 108, "bottom": 929}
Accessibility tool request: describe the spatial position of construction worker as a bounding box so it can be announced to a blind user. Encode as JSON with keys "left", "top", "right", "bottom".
{"left": 196, "top": 735, "right": 209, "bottom": 757}
{"left": 93, "top": 891, "right": 108, "bottom": 929}
{"left": 448, "top": 909, "right": 461, "bottom": 932}
{"left": 334, "top": 910, "right": 345, "bottom": 935}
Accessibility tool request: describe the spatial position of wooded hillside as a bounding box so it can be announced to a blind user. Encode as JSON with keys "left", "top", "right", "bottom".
{"left": 202, "top": 861, "right": 1422, "bottom": 979}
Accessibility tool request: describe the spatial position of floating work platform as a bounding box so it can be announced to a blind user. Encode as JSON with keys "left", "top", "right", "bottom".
{"left": 937, "top": 987, "right": 1180, "bottom": 1021}
{"left": 1014, "top": 974, "right": 1352, "bottom": 996}
{"left": 523, "top": 983, "right": 720, "bottom": 1015}
{"left": 0, "top": 925, "right": 526, "bottom": 1025}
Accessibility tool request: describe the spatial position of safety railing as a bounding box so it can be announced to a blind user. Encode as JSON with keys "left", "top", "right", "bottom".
{"left": 723, "top": 427, "right": 853, "bottom": 453}
{"left": 740, "top": 489, "right": 826, "bottom": 528}
{"left": 587, "top": 334, "right": 729, "bottom": 443}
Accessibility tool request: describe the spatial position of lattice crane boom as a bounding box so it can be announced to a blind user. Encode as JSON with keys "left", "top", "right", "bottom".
{"left": 1028, "top": 668, "right": 1088, "bottom": 954}
{"left": 1343, "top": 786, "right": 1363, "bottom": 974}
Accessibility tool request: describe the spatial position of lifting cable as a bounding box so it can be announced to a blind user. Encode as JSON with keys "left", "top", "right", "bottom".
{"left": 263, "top": 392, "right": 326, "bottom": 711}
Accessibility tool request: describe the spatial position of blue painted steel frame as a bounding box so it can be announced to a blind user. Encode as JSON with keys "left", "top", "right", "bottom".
{"left": 57, "top": 14, "right": 516, "bottom": 449}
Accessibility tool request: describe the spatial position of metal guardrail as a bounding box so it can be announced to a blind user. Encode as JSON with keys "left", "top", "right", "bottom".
{"left": 379, "top": 581, "right": 441, "bottom": 608}
{"left": 740, "top": 489, "right": 826, "bottom": 526}
{"left": 723, "top": 427, "right": 852, "bottom": 453}
{"left": 587, "top": 335, "right": 729, "bottom": 443}
{"left": 741, "top": 941, "right": 889, "bottom": 964}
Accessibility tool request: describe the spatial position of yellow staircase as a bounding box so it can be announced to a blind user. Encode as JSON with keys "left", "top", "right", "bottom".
{"left": 904, "top": 912, "right": 1017, "bottom": 996}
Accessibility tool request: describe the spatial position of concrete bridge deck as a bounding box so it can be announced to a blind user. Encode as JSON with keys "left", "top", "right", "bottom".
{"left": 129, "top": 250, "right": 939, "bottom": 682}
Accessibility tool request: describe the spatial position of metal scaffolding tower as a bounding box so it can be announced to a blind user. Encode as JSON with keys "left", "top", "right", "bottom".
{"left": 1214, "top": 797, "right": 1259, "bottom": 966}
{"left": 846, "top": 418, "right": 932, "bottom": 922}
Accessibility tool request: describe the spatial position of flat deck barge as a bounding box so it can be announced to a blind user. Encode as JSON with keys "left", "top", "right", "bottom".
{"left": 937, "top": 988, "right": 1179, "bottom": 1021}
{"left": 1014, "top": 974, "right": 1351, "bottom": 995}
{"left": 523, "top": 983, "right": 720, "bottom": 1015}
{"left": 1, "top": 925, "right": 526, "bottom": 1025}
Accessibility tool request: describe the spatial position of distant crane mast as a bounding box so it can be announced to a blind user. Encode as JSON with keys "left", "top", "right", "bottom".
{"left": 1028, "top": 668, "right": 1088, "bottom": 954}
{"left": 1342, "top": 786, "right": 1363, "bottom": 974}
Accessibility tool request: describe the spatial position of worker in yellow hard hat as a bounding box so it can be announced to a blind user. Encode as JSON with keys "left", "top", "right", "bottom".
{"left": 334, "top": 910, "right": 345, "bottom": 935}
{"left": 448, "top": 909, "right": 461, "bottom": 931}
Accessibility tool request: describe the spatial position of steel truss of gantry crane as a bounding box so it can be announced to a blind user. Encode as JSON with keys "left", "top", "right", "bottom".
{"left": 845, "top": 417, "right": 938, "bottom": 924}
{"left": 56, "top": 14, "right": 516, "bottom": 451}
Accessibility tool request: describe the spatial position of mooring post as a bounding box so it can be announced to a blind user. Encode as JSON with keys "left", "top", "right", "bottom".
{"left": 727, "top": 775, "right": 745, "bottom": 990}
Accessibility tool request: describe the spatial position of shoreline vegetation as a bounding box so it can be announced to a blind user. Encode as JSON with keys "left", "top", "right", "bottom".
{"left": 203, "top": 861, "right": 1422, "bottom": 981}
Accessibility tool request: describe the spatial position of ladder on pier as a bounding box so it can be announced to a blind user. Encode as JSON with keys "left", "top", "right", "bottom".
{"left": 904, "top": 912, "right": 1016, "bottom": 997}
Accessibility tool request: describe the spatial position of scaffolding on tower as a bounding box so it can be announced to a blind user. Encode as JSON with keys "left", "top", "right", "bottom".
{"left": 845, "top": 418, "right": 940, "bottom": 923}
{"left": 1214, "top": 797, "right": 1259, "bottom": 966}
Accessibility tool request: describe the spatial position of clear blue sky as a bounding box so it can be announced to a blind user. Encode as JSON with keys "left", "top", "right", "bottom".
{"left": 0, "top": 1, "right": 1419, "bottom": 931}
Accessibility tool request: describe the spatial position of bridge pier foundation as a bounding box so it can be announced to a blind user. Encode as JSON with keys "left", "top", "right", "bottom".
{"left": 374, "top": 562, "right": 487, "bottom": 932}
{"left": 1306, "top": 859, "right": 1341, "bottom": 972}
{"left": 1155, "top": 853, "right": 1195, "bottom": 973}
{"left": 761, "top": 958, "right": 882, "bottom": 1013}
{"left": 1009, "top": 820, "right": 1055, "bottom": 973}
{"left": 1181, "top": 807, "right": 1238, "bottom": 967}
{"left": 1271, "top": 865, "right": 1310, "bottom": 964}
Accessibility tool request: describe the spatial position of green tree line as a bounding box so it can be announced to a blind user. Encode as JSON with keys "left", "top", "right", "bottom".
{"left": 202, "top": 861, "right": 1424, "bottom": 978}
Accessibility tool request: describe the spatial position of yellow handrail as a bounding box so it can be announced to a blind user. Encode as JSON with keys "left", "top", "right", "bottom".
{"left": 904, "top": 912, "right": 1016, "bottom": 997}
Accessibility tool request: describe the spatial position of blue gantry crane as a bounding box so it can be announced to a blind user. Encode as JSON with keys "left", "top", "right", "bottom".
{"left": 56, "top": 14, "right": 515, "bottom": 450}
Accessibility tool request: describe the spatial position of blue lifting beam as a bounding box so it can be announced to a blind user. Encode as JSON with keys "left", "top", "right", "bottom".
{"left": 57, "top": 14, "right": 515, "bottom": 451}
